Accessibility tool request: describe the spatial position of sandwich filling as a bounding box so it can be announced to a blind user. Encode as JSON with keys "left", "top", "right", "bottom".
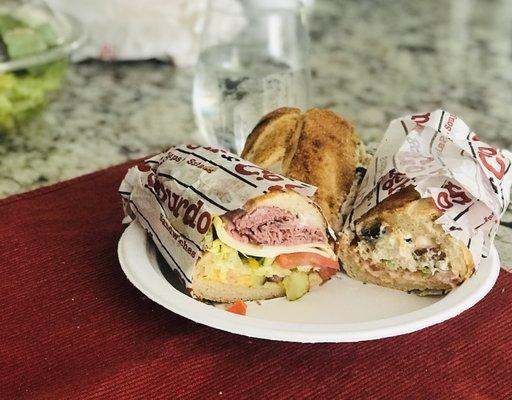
{"left": 223, "top": 206, "right": 326, "bottom": 246}
{"left": 351, "top": 221, "right": 460, "bottom": 288}
{"left": 355, "top": 221, "right": 450, "bottom": 276}
{"left": 197, "top": 205, "right": 338, "bottom": 300}
{"left": 346, "top": 198, "right": 473, "bottom": 289}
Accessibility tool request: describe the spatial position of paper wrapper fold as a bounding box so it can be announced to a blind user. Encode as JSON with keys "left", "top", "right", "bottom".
{"left": 119, "top": 144, "right": 317, "bottom": 287}
{"left": 349, "top": 109, "right": 512, "bottom": 270}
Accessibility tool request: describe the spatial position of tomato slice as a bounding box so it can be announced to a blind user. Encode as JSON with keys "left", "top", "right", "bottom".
{"left": 226, "top": 300, "right": 247, "bottom": 315}
{"left": 318, "top": 267, "right": 337, "bottom": 282}
{"left": 275, "top": 252, "right": 339, "bottom": 270}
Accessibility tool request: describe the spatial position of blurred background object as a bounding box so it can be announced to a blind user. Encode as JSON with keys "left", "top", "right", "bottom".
{"left": 45, "top": 0, "right": 207, "bottom": 66}
{"left": 193, "top": 0, "right": 311, "bottom": 153}
{"left": 42, "top": 0, "right": 313, "bottom": 154}
{"left": 44, "top": 0, "right": 315, "bottom": 67}
{"left": 1, "top": 0, "right": 512, "bottom": 201}
{"left": 0, "top": 0, "right": 84, "bottom": 134}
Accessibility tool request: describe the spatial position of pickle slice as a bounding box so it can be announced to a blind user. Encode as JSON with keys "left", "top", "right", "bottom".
{"left": 283, "top": 271, "right": 309, "bottom": 301}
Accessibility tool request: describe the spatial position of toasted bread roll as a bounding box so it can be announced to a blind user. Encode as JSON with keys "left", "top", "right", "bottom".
{"left": 242, "top": 107, "right": 367, "bottom": 232}
{"left": 338, "top": 186, "right": 475, "bottom": 293}
{"left": 243, "top": 107, "right": 302, "bottom": 171}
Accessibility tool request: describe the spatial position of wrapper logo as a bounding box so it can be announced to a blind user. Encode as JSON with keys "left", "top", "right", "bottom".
{"left": 477, "top": 146, "right": 507, "bottom": 180}
{"left": 235, "top": 163, "right": 285, "bottom": 181}
{"left": 468, "top": 133, "right": 508, "bottom": 181}
{"left": 435, "top": 182, "right": 472, "bottom": 210}
{"left": 267, "top": 183, "right": 310, "bottom": 192}
{"left": 147, "top": 173, "right": 211, "bottom": 234}
{"left": 235, "top": 163, "right": 313, "bottom": 192}
{"left": 186, "top": 144, "right": 228, "bottom": 154}
{"left": 382, "top": 169, "right": 410, "bottom": 195}
{"left": 411, "top": 112, "right": 431, "bottom": 124}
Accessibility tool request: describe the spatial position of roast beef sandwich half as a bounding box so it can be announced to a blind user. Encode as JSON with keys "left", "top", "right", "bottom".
{"left": 120, "top": 145, "right": 339, "bottom": 303}
{"left": 196, "top": 189, "right": 339, "bottom": 302}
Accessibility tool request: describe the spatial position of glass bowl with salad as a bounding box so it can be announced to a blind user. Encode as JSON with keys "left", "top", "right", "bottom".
{"left": 0, "top": 1, "right": 85, "bottom": 134}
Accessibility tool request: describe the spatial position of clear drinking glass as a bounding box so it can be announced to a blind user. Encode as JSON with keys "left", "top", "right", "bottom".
{"left": 193, "top": 0, "right": 311, "bottom": 154}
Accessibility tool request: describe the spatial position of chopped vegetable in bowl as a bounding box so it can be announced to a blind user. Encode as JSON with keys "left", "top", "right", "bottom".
{"left": 0, "top": 5, "right": 83, "bottom": 134}
{"left": 0, "top": 60, "right": 66, "bottom": 133}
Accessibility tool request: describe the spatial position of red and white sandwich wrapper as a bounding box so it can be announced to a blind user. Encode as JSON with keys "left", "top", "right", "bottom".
{"left": 119, "top": 144, "right": 317, "bottom": 287}
{"left": 348, "top": 109, "right": 512, "bottom": 271}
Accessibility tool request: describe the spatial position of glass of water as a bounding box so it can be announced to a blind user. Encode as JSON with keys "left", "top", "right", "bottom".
{"left": 193, "top": 0, "right": 311, "bottom": 154}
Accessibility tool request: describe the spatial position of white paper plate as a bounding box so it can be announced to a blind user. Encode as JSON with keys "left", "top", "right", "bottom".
{"left": 118, "top": 221, "right": 500, "bottom": 343}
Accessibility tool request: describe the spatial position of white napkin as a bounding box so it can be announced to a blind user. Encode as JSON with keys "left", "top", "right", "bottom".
{"left": 45, "top": 0, "right": 207, "bottom": 66}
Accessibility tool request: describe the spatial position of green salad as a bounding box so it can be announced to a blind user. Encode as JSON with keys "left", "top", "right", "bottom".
{"left": 0, "top": 13, "right": 67, "bottom": 134}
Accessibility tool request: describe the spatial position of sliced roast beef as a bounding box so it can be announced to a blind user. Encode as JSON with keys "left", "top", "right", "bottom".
{"left": 222, "top": 206, "right": 325, "bottom": 246}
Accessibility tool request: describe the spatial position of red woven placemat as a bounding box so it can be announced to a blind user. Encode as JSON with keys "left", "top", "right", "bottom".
{"left": 1, "top": 160, "right": 511, "bottom": 400}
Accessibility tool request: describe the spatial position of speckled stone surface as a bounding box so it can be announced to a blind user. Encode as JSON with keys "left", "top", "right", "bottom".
{"left": 1, "top": 0, "right": 511, "bottom": 265}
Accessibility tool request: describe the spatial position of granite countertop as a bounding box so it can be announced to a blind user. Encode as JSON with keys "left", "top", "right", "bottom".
{"left": 1, "top": 0, "right": 511, "bottom": 264}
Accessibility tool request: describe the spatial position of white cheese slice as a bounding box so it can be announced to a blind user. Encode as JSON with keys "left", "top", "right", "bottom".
{"left": 212, "top": 217, "right": 336, "bottom": 260}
